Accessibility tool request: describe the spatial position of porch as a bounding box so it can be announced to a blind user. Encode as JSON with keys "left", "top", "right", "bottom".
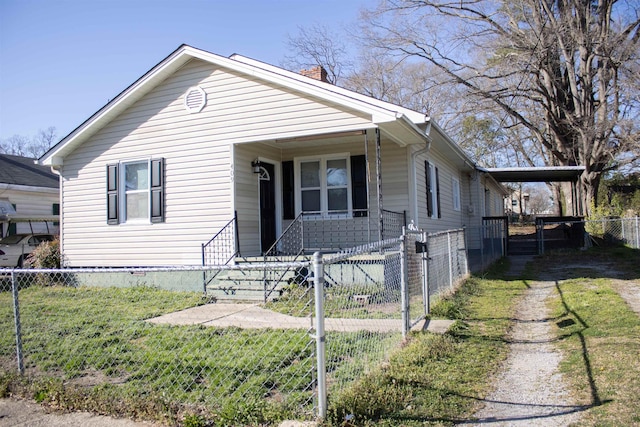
{"left": 201, "top": 208, "right": 406, "bottom": 301}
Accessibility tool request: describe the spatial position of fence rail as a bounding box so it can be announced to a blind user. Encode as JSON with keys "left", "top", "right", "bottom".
{"left": 2, "top": 226, "right": 472, "bottom": 422}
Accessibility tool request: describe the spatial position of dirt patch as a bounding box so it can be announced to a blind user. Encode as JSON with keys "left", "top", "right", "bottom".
{"left": 540, "top": 261, "right": 627, "bottom": 280}
{"left": 65, "top": 369, "right": 129, "bottom": 387}
{"left": 611, "top": 280, "right": 640, "bottom": 316}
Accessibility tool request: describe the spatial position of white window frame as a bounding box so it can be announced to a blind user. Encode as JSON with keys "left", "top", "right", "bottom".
{"left": 452, "top": 177, "right": 461, "bottom": 212}
{"left": 120, "top": 159, "right": 151, "bottom": 224}
{"left": 294, "top": 153, "right": 352, "bottom": 218}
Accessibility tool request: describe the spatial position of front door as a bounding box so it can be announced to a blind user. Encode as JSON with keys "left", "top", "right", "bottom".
{"left": 259, "top": 162, "right": 277, "bottom": 253}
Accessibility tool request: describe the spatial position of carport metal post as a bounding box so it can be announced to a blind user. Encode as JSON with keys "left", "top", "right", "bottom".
{"left": 313, "top": 252, "right": 327, "bottom": 419}
{"left": 11, "top": 271, "right": 24, "bottom": 375}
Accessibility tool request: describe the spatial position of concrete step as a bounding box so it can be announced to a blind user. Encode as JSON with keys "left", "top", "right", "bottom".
{"left": 204, "top": 267, "right": 298, "bottom": 302}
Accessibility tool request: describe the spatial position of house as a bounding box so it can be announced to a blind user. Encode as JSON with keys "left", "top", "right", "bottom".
{"left": 0, "top": 154, "right": 60, "bottom": 238}
{"left": 39, "top": 45, "right": 505, "bottom": 268}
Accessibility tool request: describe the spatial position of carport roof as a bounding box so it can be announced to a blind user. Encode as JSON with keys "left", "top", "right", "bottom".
{"left": 480, "top": 166, "right": 585, "bottom": 182}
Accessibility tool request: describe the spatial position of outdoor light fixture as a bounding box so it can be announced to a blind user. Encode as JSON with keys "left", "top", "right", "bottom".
{"left": 251, "top": 159, "right": 262, "bottom": 173}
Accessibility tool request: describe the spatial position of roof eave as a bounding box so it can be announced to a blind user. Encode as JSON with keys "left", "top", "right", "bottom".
{"left": 39, "top": 45, "right": 429, "bottom": 166}
{"left": 39, "top": 45, "right": 197, "bottom": 166}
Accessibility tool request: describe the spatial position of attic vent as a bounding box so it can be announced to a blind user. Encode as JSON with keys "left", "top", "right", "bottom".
{"left": 184, "top": 86, "right": 207, "bottom": 113}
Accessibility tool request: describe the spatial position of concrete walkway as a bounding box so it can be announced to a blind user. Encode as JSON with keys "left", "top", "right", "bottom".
{"left": 147, "top": 302, "right": 454, "bottom": 334}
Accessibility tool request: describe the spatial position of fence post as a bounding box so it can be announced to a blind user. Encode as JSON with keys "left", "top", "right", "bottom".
{"left": 313, "top": 252, "right": 327, "bottom": 420}
{"left": 422, "top": 231, "right": 429, "bottom": 316}
{"left": 463, "top": 227, "right": 469, "bottom": 276}
{"left": 447, "top": 231, "right": 453, "bottom": 290}
{"left": 636, "top": 217, "right": 639, "bottom": 249}
{"left": 11, "top": 272, "right": 24, "bottom": 375}
{"left": 480, "top": 225, "right": 485, "bottom": 270}
{"left": 400, "top": 227, "right": 409, "bottom": 338}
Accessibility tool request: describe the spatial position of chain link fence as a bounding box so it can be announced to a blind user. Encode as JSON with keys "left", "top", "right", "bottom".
{"left": 536, "top": 216, "right": 640, "bottom": 253}
{"left": 584, "top": 216, "right": 640, "bottom": 249}
{"left": 1, "top": 264, "right": 318, "bottom": 422}
{"left": 424, "top": 229, "right": 469, "bottom": 303}
{"left": 1, "top": 226, "right": 474, "bottom": 422}
{"left": 467, "top": 222, "right": 506, "bottom": 272}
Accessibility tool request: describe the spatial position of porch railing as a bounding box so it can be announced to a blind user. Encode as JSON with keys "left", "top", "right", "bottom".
{"left": 381, "top": 209, "right": 407, "bottom": 241}
{"left": 201, "top": 212, "right": 239, "bottom": 267}
{"left": 264, "top": 212, "right": 304, "bottom": 259}
{"left": 262, "top": 212, "right": 305, "bottom": 301}
{"left": 259, "top": 209, "right": 406, "bottom": 301}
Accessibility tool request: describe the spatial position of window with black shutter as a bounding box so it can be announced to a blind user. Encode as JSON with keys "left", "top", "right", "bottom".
{"left": 106, "top": 159, "right": 165, "bottom": 224}
{"left": 425, "top": 160, "right": 433, "bottom": 217}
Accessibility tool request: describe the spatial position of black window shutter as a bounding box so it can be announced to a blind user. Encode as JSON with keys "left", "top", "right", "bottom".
{"left": 150, "top": 158, "right": 165, "bottom": 223}
{"left": 350, "top": 155, "right": 368, "bottom": 217}
{"left": 107, "top": 164, "right": 119, "bottom": 225}
{"left": 435, "top": 167, "right": 441, "bottom": 218}
{"left": 282, "top": 161, "right": 295, "bottom": 219}
{"left": 425, "top": 160, "right": 433, "bottom": 217}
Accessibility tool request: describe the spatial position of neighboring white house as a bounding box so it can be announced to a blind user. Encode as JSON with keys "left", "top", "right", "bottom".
{"left": 0, "top": 154, "right": 60, "bottom": 238}
{"left": 39, "top": 44, "right": 505, "bottom": 267}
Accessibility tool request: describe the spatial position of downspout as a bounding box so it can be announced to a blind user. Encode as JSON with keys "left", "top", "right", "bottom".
{"left": 50, "top": 164, "right": 63, "bottom": 266}
{"left": 410, "top": 121, "right": 433, "bottom": 228}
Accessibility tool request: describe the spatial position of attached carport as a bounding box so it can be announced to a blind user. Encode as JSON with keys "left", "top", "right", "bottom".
{"left": 480, "top": 166, "right": 586, "bottom": 216}
{"left": 478, "top": 166, "right": 586, "bottom": 255}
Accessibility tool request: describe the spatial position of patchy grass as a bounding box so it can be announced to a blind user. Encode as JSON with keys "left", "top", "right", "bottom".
{"left": 4, "top": 247, "right": 637, "bottom": 426}
{"left": 325, "top": 259, "right": 528, "bottom": 426}
{"left": 0, "top": 285, "right": 317, "bottom": 425}
{"left": 541, "top": 246, "right": 640, "bottom": 426}
{"left": 0, "top": 284, "right": 405, "bottom": 426}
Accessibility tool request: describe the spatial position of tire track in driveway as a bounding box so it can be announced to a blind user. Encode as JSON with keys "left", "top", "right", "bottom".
{"left": 612, "top": 280, "right": 640, "bottom": 317}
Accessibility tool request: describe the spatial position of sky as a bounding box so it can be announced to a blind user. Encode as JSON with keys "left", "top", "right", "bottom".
{"left": 0, "top": 0, "right": 371, "bottom": 143}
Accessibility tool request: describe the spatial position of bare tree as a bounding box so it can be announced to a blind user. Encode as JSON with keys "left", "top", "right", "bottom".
{"left": 31, "top": 127, "right": 57, "bottom": 157}
{"left": 0, "top": 135, "right": 31, "bottom": 156}
{"left": 361, "top": 0, "right": 640, "bottom": 215}
{"left": 0, "top": 127, "right": 57, "bottom": 158}
{"left": 281, "top": 24, "right": 352, "bottom": 84}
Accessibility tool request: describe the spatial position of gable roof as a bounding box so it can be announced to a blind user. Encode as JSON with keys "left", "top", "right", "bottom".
{"left": 39, "top": 44, "right": 433, "bottom": 166}
{"left": 0, "top": 154, "right": 59, "bottom": 189}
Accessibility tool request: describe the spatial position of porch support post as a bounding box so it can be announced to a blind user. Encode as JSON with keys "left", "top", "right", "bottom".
{"left": 375, "top": 128, "right": 383, "bottom": 242}
{"left": 364, "top": 130, "right": 371, "bottom": 244}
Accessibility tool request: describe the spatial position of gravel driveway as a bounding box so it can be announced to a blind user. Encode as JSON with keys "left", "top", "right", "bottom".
{"left": 466, "top": 256, "right": 587, "bottom": 426}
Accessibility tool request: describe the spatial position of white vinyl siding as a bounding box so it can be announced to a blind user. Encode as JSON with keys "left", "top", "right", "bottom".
{"left": 415, "top": 149, "right": 465, "bottom": 233}
{"left": 452, "top": 177, "right": 461, "bottom": 211}
{"left": 234, "top": 143, "right": 282, "bottom": 257}
{"left": 60, "top": 59, "right": 375, "bottom": 266}
{"left": 0, "top": 187, "right": 60, "bottom": 235}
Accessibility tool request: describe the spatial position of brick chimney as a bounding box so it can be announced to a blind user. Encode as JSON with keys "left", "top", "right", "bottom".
{"left": 300, "top": 66, "right": 329, "bottom": 83}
